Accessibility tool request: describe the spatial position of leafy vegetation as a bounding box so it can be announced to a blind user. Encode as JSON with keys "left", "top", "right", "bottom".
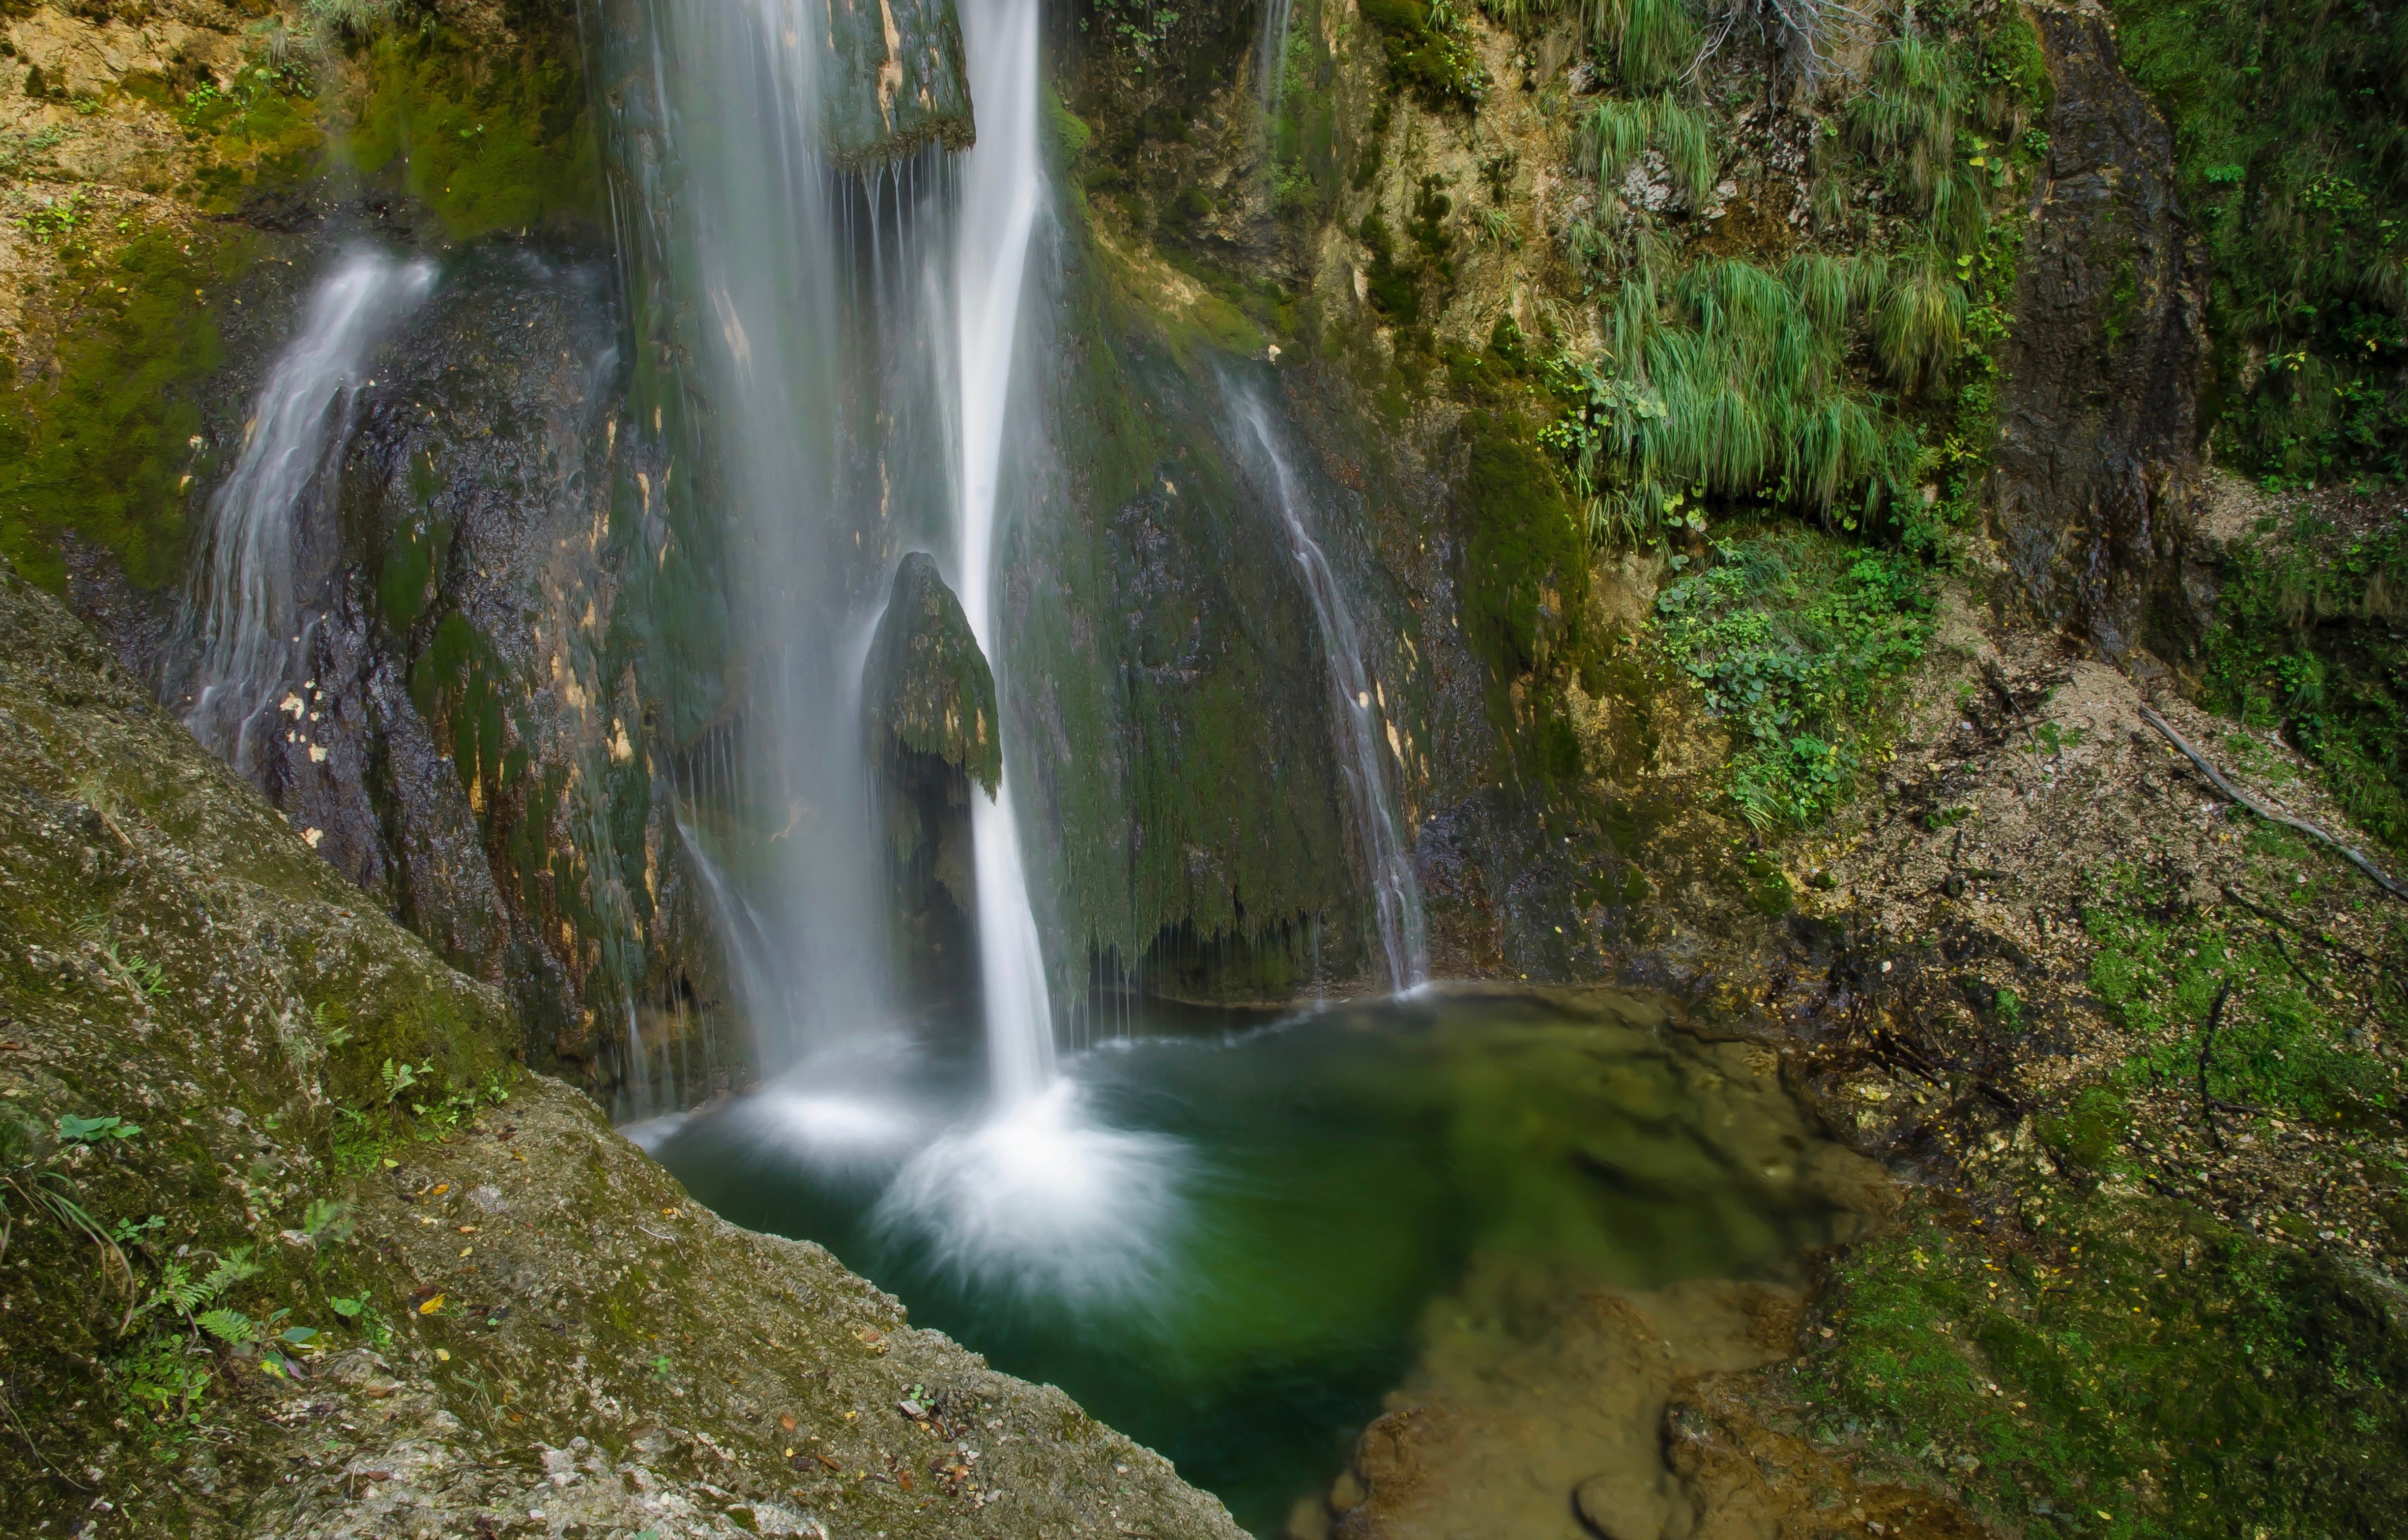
{"left": 2110, "top": 0, "right": 2408, "bottom": 482}
{"left": 2199, "top": 508, "right": 2408, "bottom": 854}
{"left": 1653, "top": 528, "right": 1934, "bottom": 827}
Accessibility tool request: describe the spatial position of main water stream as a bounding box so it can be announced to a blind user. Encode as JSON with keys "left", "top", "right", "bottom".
{"left": 643, "top": 988, "right": 1882, "bottom": 1532}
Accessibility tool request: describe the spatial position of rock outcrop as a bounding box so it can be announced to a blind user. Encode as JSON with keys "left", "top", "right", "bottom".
{"left": 1986, "top": 7, "right": 2209, "bottom": 664}
{"left": 864, "top": 552, "right": 1001, "bottom": 796}
{"left": 820, "top": 0, "right": 976, "bottom": 167}
{"left": 0, "top": 562, "right": 1244, "bottom": 1540}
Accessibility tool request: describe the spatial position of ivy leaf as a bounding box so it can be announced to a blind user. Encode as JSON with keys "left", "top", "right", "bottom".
{"left": 57, "top": 1113, "right": 139, "bottom": 1142}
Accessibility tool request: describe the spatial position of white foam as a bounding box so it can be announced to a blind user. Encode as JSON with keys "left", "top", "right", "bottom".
{"left": 620, "top": 1113, "right": 690, "bottom": 1154}
{"left": 869, "top": 1079, "right": 1188, "bottom": 1309}
{"left": 746, "top": 1090, "right": 924, "bottom": 1176}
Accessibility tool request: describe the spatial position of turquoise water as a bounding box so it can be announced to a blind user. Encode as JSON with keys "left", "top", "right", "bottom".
{"left": 646, "top": 988, "right": 1865, "bottom": 1532}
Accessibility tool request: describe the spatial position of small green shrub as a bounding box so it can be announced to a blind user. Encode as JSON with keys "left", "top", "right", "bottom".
{"left": 1653, "top": 529, "right": 1934, "bottom": 828}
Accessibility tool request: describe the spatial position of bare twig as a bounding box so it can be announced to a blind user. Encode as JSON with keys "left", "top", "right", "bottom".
{"left": 2197, "top": 982, "right": 2233, "bottom": 1151}
{"left": 2139, "top": 704, "right": 2408, "bottom": 902}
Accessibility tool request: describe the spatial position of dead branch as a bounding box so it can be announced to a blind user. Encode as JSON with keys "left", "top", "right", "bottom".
{"left": 2139, "top": 704, "right": 2408, "bottom": 903}
{"left": 2197, "top": 982, "right": 2233, "bottom": 1151}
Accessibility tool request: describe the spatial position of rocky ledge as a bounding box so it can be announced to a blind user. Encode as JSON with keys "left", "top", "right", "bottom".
{"left": 0, "top": 561, "right": 1241, "bottom": 1539}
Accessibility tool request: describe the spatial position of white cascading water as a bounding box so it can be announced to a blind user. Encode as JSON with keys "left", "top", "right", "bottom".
{"left": 948, "top": 0, "right": 1057, "bottom": 1106}
{"left": 1233, "top": 386, "right": 1429, "bottom": 991}
{"left": 1255, "top": 0, "right": 1297, "bottom": 113}
{"left": 869, "top": 0, "right": 1189, "bottom": 1308}
{"left": 179, "top": 250, "right": 435, "bottom": 774}
{"left": 652, "top": 0, "right": 948, "bottom": 1069}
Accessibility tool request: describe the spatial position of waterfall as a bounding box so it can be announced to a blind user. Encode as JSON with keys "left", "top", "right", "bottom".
{"left": 642, "top": 0, "right": 955, "bottom": 1066}
{"left": 1256, "top": 0, "right": 1297, "bottom": 113}
{"left": 177, "top": 250, "right": 435, "bottom": 775}
{"left": 1230, "top": 386, "right": 1429, "bottom": 992}
{"left": 949, "top": 0, "right": 1057, "bottom": 1104}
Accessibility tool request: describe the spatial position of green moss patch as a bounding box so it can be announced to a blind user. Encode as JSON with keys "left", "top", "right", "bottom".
{"left": 339, "top": 26, "right": 599, "bottom": 242}
{"left": 1795, "top": 1187, "right": 2408, "bottom": 1537}
{"left": 0, "top": 228, "right": 255, "bottom": 593}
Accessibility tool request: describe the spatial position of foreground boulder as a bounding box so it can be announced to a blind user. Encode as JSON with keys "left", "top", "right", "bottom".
{"left": 0, "top": 562, "right": 1241, "bottom": 1538}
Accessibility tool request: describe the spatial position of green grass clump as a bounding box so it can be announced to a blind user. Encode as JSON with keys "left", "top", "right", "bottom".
{"left": 2199, "top": 509, "right": 2408, "bottom": 855}
{"left": 0, "top": 230, "right": 255, "bottom": 593}
{"left": 2111, "top": 0, "right": 2408, "bottom": 481}
{"left": 1799, "top": 1192, "right": 2408, "bottom": 1537}
{"left": 1541, "top": 254, "right": 1924, "bottom": 540}
{"left": 1652, "top": 527, "right": 1933, "bottom": 828}
{"left": 1581, "top": 91, "right": 1716, "bottom": 206}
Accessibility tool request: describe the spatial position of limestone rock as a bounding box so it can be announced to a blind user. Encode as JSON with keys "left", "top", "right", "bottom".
{"left": 864, "top": 552, "right": 1001, "bottom": 797}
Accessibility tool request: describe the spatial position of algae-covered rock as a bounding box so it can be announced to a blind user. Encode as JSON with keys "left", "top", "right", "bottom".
{"left": 864, "top": 552, "right": 1001, "bottom": 796}
{"left": 0, "top": 562, "right": 1243, "bottom": 1540}
{"left": 821, "top": 0, "right": 977, "bottom": 167}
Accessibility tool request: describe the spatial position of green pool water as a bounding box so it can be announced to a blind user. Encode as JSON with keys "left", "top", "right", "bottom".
{"left": 643, "top": 988, "right": 1869, "bottom": 1533}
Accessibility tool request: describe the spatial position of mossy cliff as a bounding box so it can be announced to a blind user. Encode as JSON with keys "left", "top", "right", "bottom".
{"left": 0, "top": 562, "right": 1245, "bottom": 1539}
{"left": 1, "top": 0, "right": 757, "bottom": 1115}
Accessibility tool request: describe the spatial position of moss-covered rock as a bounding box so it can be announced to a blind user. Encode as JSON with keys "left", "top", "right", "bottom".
{"left": 0, "top": 560, "right": 1246, "bottom": 1539}
{"left": 864, "top": 552, "right": 1001, "bottom": 796}
{"left": 819, "top": 0, "right": 974, "bottom": 166}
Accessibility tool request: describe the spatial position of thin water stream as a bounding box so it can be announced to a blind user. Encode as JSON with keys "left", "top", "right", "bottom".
{"left": 646, "top": 988, "right": 1885, "bottom": 1534}
{"left": 174, "top": 249, "right": 434, "bottom": 775}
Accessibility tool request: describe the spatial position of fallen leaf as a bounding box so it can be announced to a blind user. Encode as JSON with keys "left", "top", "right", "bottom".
{"left": 779, "top": 1414, "right": 797, "bottom": 1433}
{"left": 431, "top": 1184, "right": 450, "bottom": 1196}
{"left": 418, "top": 1294, "right": 445, "bottom": 1315}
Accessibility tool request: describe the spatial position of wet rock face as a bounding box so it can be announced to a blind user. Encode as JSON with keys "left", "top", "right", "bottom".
{"left": 864, "top": 553, "right": 990, "bottom": 1000}
{"left": 821, "top": 0, "right": 976, "bottom": 166}
{"left": 865, "top": 552, "right": 1001, "bottom": 795}
{"left": 1987, "top": 8, "right": 2207, "bottom": 664}
{"left": 1015, "top": 336, "right": 1369, "bottom": 997}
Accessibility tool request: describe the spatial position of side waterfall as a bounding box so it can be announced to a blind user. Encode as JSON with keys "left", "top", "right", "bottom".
{"left": 177, "top": 250, "right": 434, "bottom": 775}
{"left": 1232, "top": 387, "right": 1429, "bottom": 991}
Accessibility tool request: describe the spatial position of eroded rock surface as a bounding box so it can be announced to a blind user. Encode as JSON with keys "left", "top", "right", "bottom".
{"left": 1987, "top": 8, "right": 2208, "bottom": 663}
{"left": 0, "top": 564, "right": 1244, "bottom": 1540}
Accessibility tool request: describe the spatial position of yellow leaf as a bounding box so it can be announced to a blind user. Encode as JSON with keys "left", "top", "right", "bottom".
{"left": 419, "top": 1294, "right": 445, "bottom": 1315}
